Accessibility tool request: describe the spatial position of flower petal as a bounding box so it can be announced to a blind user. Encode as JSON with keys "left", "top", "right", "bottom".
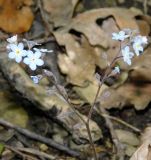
{"left": 9, "top": 44, "right": 17, "bottom": 52}
{"left": 18, "top": 43, "right": 24, "bottom": 50}
{"left": 15, "top": 56, "right": 22, "bottom": 63}
{"left": 31, "top": 76, "right": 39, "bottom": 84}
{"left": 27, "top": 50, "right": 34, "bottom": 57}
{"left": 8, "top": 52, "right": 15, "bottom": 59}
{"left": 23, "top": 57, "right": 30, "bottom": 65}
{"left": 29, "top": 63, "right": 37, "bottom": 71}
{"left": 21, "top": 50, "right": 27, "bottom": 57}
{"left": 34, "top": 51, "right": 42, "bottom": 58}
{"left": 7, "top": 35, "right": 17, "bottom": 43}
{"left": 36, "top": 59, "right": 44, "bottom": 66}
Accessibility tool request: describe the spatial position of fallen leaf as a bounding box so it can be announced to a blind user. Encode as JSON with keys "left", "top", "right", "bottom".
{"left": 0, "top": 54, "right": 102, "bottom": 143}
{"left": 115, "top": 129, "right": 140, "bottom": 146}
{"left": 70, "top": 8, "right": 139, "bottom": 47}
{"left": 56, "top": 33, "right": 98, "bottom": 86}
{"left": 0, "top": 0, "right": 34, "bottom": 33}
{"left": 0, "top": 143, "right": 4, "bottom": 156}
{"left": 129, "top": 47, "right": 151, "bottom": 82}
{"left": 0, "top": 91, "right": 28, "bottom": 127}
{"left": 74, "top": 80, "right": 108, "bottom": 104}
{"left": 130, "top": 127, "right": 151, "bottom": 160}
{"left": 42, "top": 0, "right": 79, "bottom": 26}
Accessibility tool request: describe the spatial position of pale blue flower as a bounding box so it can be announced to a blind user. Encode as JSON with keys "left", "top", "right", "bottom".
{"left": 33, "top": 48, "right": 53, "bottom": 53}
{"left": 7, "top": 35, "right": 17, "bottom": 44}
{"left": 23, "top": 50, "right": 44, "bottom": 71}
{"left": 113, "top": 66, "right": 120, "bottom": 74}
{"left": 122, "top": 46, "right": 134, "bottom": 65}
{"left": 112, "top": 31, "right": 129, "bottom": 41}
{"left": 132, "top": 36, "right": 148, "bottom": 56}
{"left": 132, "top": 42, "right": 143, "bottom": 56}
{"left": 31, "top": 76, "right": 39, "bottom": 84}
{"left": 133, "top": 35, "right": 148, "bottom": 44}
{"left": 8, "top": 43, "right": 27, "bottom": 63}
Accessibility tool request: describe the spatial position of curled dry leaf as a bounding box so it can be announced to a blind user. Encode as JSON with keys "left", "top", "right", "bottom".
{"left": 129, "top": 47, "right": 151, "bottom": 82}
{"left": 42, "top": 0, "right": 79, "bottom": 26}
{"left": 56, "top": 33, "right": 97, "bottom": 86}
{"left": 0, "top": 52, "right": 102, "bottom": 143}
{"left": 70, "top": 8, "right": 139, "bottom": 47}
{"left": 0, "top": 0, "right": 34, "bottom": 33}
{"left": 130, "top": 127, "right": 151, "bottom": 160}
{"left": 74, "top": 80, "right": 108, "bottom": 104}
{"left": 54, "top": 7, "right": 151, "bottom": 110}
{"left": 115, "top": 129, "right": 140, "bottom": 146}
{"left": 55, "top": 8, "right": 146, "bottom": 86}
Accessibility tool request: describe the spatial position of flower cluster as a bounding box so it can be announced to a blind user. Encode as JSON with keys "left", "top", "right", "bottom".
{"left": 6, "top": 35, "right": 52, "bottom": 71}
{"left": 112, "top": 29, "right": 148, "bottom": 65}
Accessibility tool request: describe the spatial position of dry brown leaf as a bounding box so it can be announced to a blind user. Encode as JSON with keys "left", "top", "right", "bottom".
{"left": 54, "top": 8, "right": 151, "bottom": 110}
{"left": 42, "top": 0, "right": 79, "bottom": 26}
{"left": 56, "top": 33, "right": 98, "bottom": 86}
{"left": 136, "top": 15, "right": 151, "bottom": 35}
{"left": 115, "top": 129, "right": 140, "bottom": 146}
{"left": 129, "top": 47, "right": 151, "bottom": 82}
{"left": 70, "top": 8, "right": 139, "bottom": 47}
{"left": 0, "top": 53, "right": 102, "bottom": 143}
{"left": 117, "top": 83, "right": 151, "bottom": 110}
{"left": 99, "top": 88, "right": 126, "bottom": 109}
{"left": 74, "top": 81, "right": 108, "bottom": 104}
{"left": 0, "top": 0, "right": 34, "bottom": 33}
{"left": 54, "top": 8, "right": 144, "bottom": 86}
{"left": 130, "top": 127, "right": 151, "bottom": 160}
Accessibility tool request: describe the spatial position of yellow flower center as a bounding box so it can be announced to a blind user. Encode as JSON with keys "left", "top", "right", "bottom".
{"left": 31, "top": 57, "right": 35, "bottom": 62}
{"left": 16, "top": 49, "right": 20, "bottom": 55}
{"left": 136, "top": 44, "right": 140, "bottom": 48}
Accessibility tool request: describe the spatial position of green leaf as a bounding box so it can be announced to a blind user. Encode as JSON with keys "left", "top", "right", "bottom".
{"left": 0, "top": 143, "right": 5, "bottom": 155}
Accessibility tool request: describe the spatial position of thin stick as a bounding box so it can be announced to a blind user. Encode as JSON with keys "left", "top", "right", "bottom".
{"left": 44, "top": 72, "right": 98, "bottom": 160}
{"left": 101, "top": 114, "right": 141, "bottom": 133}
{"left": 143, "top": 0, "right": 148, "bottom": 14}
{"left": 47, "top": 76, "right": 87, "bottom": 125}
{"left": 86, "top": 42, "right": 124, "bottom": 160}
{"left": 0, "top": 119, "right": 81, "bottom": 158}
{"left": 5, "top": 145, "right": 37, "bottom": 160}
{"left": 98, "top": 106, "right": 125, "bottom": 160}
{"left": 16, "top": 147, "right": 56, "bottom": 160}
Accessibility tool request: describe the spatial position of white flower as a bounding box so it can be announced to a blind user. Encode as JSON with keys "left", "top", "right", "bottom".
{"left": 132, "top": 36, "right": 148, "bottom": 56}
{"left": 8, "top": 43, "right": 27, "bottom": 63}
{"left": 31, "top": 76, "right": 39, "bottom": 84}
{"left": 113, "top": 66, "right": 120, "bottom": 74}
{"left": 112, "top": 31, "right": 129, "bottom": 41}
{"left": 23, "top": 39, "right": 41, "bottom": 49}
{"left": 7, "top": 35, "right": 18, "bottom": 50}
{"left": 31, "top": 75, "right": 43, "bottom": 84}
{"left": 33, "top": 48, "right": 53, "bottom": 53}
{"left": 122, "top": 46, "right": 134, "bottom": 65}
{"left": 132, "top": 42, "right": 143, "bottom": 56}
{"left": 23, "top": 50, "right": 44, "bottom": 71}
{"left": 133, "top": 35, "right": 148, "bottom": 44}
{"left": 7, "top": 35, "right": 17, "bottom": 44}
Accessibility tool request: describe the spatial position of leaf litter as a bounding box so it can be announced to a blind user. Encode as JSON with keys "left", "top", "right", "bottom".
{"left": 0, "top": 0, "right": 151, "bottom": 159}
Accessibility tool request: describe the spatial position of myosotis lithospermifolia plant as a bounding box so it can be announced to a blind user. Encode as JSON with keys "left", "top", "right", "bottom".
{"left": 6, "top": 29, "right": 148, "bottom": 160}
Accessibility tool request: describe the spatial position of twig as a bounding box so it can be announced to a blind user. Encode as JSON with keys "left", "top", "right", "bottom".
{"left": 37, "top": 0, "right": 53, "bottom": 36}
{"left": 86, "top": 42, "right": 125, "bottom": 160}
{"left": 0, "top": 36, "right": 56, "bottom": 52}
{"left": 0, "top": 119, "right": 81, "bottom": 158}
{"left": 43, "top": 71, "right": 99, "bottom": 160}
{"left": 143, "top": 0, "right": 148, "bottom": 14}
{"left": 5, "top": 145, "right": 37, "bottom": 160}
{"left": 97, "top": 106, "right": 125, "bottom": 160}
{"left": 101, "top": 114, "right": 141, "bottom": 133}
{"left": 16, "top": 147, "right": 56, "bottom": 160}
